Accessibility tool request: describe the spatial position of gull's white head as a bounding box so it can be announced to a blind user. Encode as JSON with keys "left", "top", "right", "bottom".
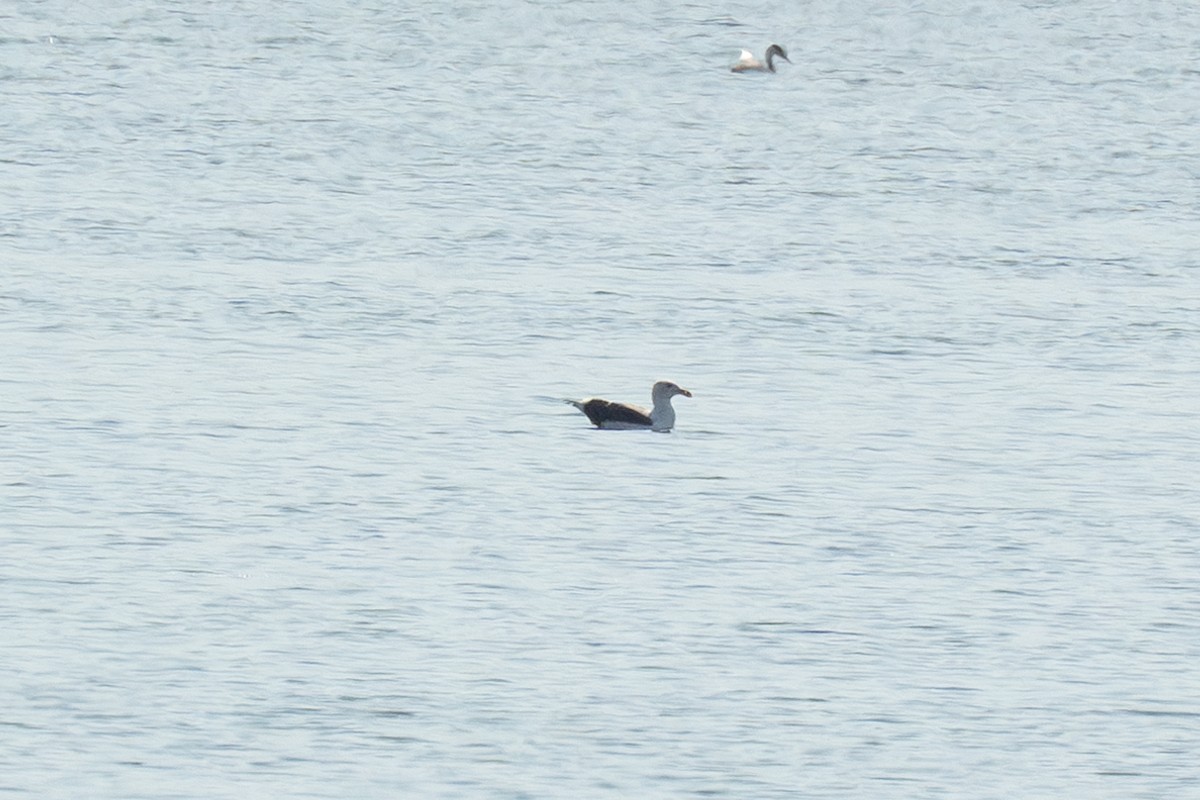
{"left": 652, "top": 381, "right": 693, "bottom": 401}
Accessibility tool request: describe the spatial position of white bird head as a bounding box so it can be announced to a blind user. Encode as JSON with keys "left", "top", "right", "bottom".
{"left": 652, "top": 381, "right": 693, "bottom": 401}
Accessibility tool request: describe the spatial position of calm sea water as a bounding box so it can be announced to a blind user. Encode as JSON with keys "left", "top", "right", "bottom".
{"left": 4, "top": 1, "right": 1199, "bottom": 797}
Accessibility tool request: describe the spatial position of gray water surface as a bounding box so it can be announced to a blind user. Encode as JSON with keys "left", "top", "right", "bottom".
{"left": 4, "top": 1, "right": 1199, "bottom": 798}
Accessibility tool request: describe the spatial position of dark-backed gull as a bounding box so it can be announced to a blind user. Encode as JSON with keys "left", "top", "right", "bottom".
{"left": 566, "top": 381, "right": 693, "bottom": 431}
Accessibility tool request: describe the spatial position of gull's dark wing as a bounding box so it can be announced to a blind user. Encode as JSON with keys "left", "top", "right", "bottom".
{"left": 581, "top": 399, "right": 652, "bottom": 427}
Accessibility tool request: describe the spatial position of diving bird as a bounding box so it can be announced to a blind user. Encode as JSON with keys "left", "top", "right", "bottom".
{"left": 565, "top": 381, "right": 693, "bottom": 431}
{"left": 731, "top": 44, "right": 791, "bottom": 73}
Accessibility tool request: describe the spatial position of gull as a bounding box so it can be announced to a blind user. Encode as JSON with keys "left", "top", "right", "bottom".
{"left": 565, "top": 381, "right": 693, "bottom": 431}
